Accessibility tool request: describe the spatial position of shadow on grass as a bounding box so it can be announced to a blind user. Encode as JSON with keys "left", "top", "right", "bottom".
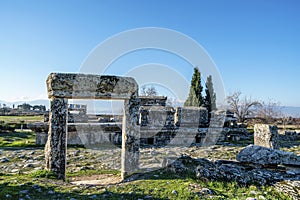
{"left": 0, "top": 181, "right": 167, "bottom": 200}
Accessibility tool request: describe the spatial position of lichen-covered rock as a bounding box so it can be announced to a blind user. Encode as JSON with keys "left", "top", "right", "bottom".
{"left": 254, "top": 124, "right": 279, "bottom": 149}
{"left": 236, "top": 145, "right": 300, "bottom": 166}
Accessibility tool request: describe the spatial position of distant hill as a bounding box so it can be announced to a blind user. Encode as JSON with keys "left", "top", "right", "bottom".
{"left": 281, "top": 106, "right": 300, "bottom": 117}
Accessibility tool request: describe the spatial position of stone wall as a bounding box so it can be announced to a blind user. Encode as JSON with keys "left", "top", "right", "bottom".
{"left": 175, "top": 107, "right": 208, "bottom": 128}
{"left": 33, "top": 108, "right": 245, "bottom": 147}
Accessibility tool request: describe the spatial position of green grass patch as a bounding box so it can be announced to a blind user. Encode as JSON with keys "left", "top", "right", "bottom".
{"left": 0, "top": 165, "right": 293, "bottom": 199}
{"left": 67, "top": 169, "right": 120, "bottom": 177}
{"left": 0, "top": 115, "right": 43, "bottom": 124}
{"left": 30, "top": 170, "right": 57, "bottom": 179}
{"left": 0, "top": 131, "right": 36, "bottom": 147}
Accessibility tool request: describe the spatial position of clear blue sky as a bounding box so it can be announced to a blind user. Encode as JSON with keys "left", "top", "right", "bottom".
{"left": 0, "top": 0, "right": 299, "bottom": 106}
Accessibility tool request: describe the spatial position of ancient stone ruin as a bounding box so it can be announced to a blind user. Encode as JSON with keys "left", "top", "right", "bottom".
{"left": 254, "top": 124, "right": 279, "bottom": 149}
{"left": 45, "top": 73, "right": 140, "bottom": 180}
{"left": 42, "top": 73, "right": 246, "bottom": 180}
{"left": 33, "top": 98, "right": 243, "bottom": 147}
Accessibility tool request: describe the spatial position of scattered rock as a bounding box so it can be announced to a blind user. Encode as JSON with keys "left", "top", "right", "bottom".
{"left": 245, "top": 198, "right": 257, "bottom": 200}
{"left": 258, "top": 195, "right": 266, "bottom": 200}
{"left": 23, "top": 163, "right": 34, "bottom": 168}
{"left": 48, "top": 190, "right": 55, "bottom": 194}
{"left": 74, "top": 150, "right": 80, "bottom": 156}
{"left": 11, "top": 169, "right": 19, "bottom": 173}
{"left": 171, "top": 190, "right": 178, "bottom": 195}
{"left": 32, "top": 184, "right": 42, "bottom": 192}
{"left": 249, "top": 190, "right": 257, "bottom": 195}
{"left": 200, "top": 188, "right": 213, "bottom": 195}
{"left": 236, "top": 145, "right": 300, "bottom": 166}
{"left": 1, "top": 158, "right": 10, "bottom": 163}
{"left": 19, "top": 190, "right": 29, "bottom": 194}
{"left": 89, "top": 194, "right": 97, "bottom": 199}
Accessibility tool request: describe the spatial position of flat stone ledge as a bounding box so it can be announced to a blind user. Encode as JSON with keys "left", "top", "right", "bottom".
{"left": 47, "top": 73, "right": 138, "bottom": 99}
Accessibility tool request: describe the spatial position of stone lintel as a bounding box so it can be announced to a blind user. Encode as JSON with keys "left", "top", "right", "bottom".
{"left": 47, "top": 73, "right": 138, "bottom": 99}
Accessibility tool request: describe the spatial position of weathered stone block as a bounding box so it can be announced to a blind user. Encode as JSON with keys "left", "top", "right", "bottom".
{"left": 201, "top": 110, "right": 226, "bottom": 147}
{"left": 45, "top": 98, "right": 68, "bottom": 180}
{"left": 121, "top": 98, "right": 140, "bottom": 179}
{"left": 254, "top": 124, "right": 279, "bottom": 149}
{"left": 36, "top": 132, "right": 48, "bottom": 145}
{"left": 175, "top": 107, "right": 208, "bottom": 128}
{"left": 140, "top": 106, "right": 175, "bottom": 130}
{"left": 47, "top": 73, "right": 138, "bottom": 99}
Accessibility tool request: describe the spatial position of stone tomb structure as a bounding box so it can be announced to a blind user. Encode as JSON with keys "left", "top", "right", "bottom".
{"left": 45, "top": 73, "right": 140, "bottom": 180}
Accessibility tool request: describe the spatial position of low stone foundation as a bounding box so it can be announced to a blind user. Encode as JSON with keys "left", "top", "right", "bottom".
{"left": 34, "top": 123, "right": 249, "bottom": 148}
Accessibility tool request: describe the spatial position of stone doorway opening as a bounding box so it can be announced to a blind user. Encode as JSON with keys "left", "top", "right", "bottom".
{"left": 66, "top": 99, "right": 124, "bottom": 186}
{"left": 68, "top": 99, "right": 124, "bottom": 147}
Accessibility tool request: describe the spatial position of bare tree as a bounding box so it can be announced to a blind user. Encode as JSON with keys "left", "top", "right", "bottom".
{"left": 140, "top": 85, "right": 158, "bottom": 96}
{"left": 256, "top": 100, "right": 281, "bottom": 123}
{"left": 226, "top": 91, "right": 261, "bottom": 123}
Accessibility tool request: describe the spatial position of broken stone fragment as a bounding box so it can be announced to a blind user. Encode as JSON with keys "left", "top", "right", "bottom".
{"left": 236, "top": 145, "right": 300, "bottom": 166}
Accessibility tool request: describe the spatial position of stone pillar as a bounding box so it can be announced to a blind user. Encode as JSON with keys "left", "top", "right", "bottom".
{"left": 121, "top": 96, "right": 140, "bottom": 179}
{"left": 254, "top": 124, "right": 279, "bottom": 149}
{"left": 45, "top": 98, "right": 68, "bottom": 180}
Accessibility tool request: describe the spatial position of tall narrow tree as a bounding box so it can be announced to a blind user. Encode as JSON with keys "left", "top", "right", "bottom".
{"left": 204, "top": 75, "right": 217, "bottom": 116}
{"left": 184, "top": 67, "right": 203, "bottom": 107}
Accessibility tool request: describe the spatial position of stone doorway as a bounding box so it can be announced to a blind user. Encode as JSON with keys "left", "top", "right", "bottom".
{"left": 44, "top": 73, "right": 140, "bottom": 180}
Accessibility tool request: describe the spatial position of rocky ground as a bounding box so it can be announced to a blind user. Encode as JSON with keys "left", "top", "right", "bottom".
{"left": 0, "top": 141, "right": 300, "bottom": 199}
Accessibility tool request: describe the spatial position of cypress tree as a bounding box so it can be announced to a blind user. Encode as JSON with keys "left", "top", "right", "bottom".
{"left": 184, "top": 67, "right": 203, "bottom": 107}
{"left": 204, "top": 75, "right": 217, "bottom": 114}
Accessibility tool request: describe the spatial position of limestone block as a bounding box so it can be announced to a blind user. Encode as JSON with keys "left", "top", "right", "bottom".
{"left": 47, "top": 73, "right": 138, "bottom": 99}
{"left": 175, "top": 107, "right": 208, "bottom": 128}
{"left": 254, "top": 124, "right": 279, "bottom": 149}
{"left": 201, "top": 110, "right": 226, "bottom": 147}
{"left": 140, "top": 106, "right": 175, "bottom": 130}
